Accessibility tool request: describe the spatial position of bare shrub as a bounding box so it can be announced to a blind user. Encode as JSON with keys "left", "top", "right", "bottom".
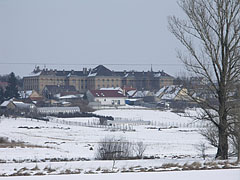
{"left": 96, "top": 137, "right": 134, "bottom": 160}
{"left": 134, "top": 141, "right": 147, "bottom": 159}
{"left": 161, "top": 163, "right": 179, "bottom": 169}
{"left": 195, "top": 142, "right": 209, "bottom": 160}
{"left": 0, "top": 137, "right": 9, "bottom": 144}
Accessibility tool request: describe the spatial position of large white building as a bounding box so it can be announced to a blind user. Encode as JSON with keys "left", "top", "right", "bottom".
{"left": 86, "top": 90, "right": 126, "bottom": 106}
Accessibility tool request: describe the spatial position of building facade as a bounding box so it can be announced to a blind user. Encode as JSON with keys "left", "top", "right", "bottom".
{"left": 23, "top": 65, "right": 174, "bottom": 94}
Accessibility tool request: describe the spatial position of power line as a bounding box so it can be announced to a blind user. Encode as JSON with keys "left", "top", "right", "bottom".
{"left": 0, "top": 62, "right": 183, "bottom": 66}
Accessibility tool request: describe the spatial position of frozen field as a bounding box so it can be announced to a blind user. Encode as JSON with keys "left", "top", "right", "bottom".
{"left": 0, "top": 109, "right": 238, "bottom": 176}
{"left": 0, "top": 169, "right": 239, "bottom": 180}
{"left": 0, "top": 109, "right": 214, "bottom": 161}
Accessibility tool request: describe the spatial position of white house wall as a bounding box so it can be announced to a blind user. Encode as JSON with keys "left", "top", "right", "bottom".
{"left": 94, "top": 97, "right": 126, "bottom": 106}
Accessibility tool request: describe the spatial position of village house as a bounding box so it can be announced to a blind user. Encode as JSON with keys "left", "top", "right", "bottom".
{"left": 42, "top": 85, "right": 77, "bottom": 99}
{"left": 155, "top": 85, "right": 189, "bottom": 101}
{"left": 154, "top": 85, "right": 195, "bottom": 109}
{"left": 86, "top": 89, "right": 127, "bottom": 107}
{"left": 0, "top": 99, "right": 35, "bottom": 112}
{"left": 19, "top": 90, "right": 44, "bottom": 102}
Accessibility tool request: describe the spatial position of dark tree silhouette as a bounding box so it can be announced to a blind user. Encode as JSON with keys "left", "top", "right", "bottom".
{"left": 4, "top": 72, "right": 19, "bottom": 99}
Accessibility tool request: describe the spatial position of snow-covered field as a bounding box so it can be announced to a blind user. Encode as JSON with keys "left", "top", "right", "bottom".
{"left": 0, "top": 109, "right": 238, "bottom": 177}
{"left": 0, "top": 169, "right": 239, "bottom": 180}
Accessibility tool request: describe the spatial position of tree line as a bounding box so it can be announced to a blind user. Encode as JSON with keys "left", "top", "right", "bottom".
{"left": 0, "top": 72, "right": 21, "bottom": 103}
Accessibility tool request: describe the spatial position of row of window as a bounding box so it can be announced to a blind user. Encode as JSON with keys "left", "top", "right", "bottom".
{"left": 97, "top": 84, "right": 119, "bottom": 88}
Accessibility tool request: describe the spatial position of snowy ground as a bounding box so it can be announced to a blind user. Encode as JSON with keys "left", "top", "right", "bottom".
{"left": 0, "top": 109, "right": 239, "bottom": 176}
{"left": 0, "top": 169, "right": 239, "bottom": 180}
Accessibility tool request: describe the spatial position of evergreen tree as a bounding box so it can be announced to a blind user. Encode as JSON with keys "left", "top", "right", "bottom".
{"left": 4, "top": 72, "right": 19, "bottom": 99}
{"left": 0, "top": 87, "right": 4, "bottom": 103}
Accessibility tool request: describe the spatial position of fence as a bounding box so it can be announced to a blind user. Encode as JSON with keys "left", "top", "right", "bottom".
{"left": 50, "top": 117, "right": 208, "bottom": 131}
{"left": 49, "top": 118, "right": 135, "bottom": 132}
{"left": 150, "top": 120, "right": 210, "bottom": 128}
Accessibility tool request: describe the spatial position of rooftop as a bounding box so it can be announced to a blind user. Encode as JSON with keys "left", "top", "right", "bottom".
{"left": 90, "top": 90, "right": 126, "bottom": 98}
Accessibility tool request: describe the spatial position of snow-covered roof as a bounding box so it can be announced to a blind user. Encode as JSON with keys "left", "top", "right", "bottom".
{"left": 13, "top": 101, "right": 33, "bottom": 109}
{"left": 90, "top": 90, "right": 126, "bottom": 98}
{"left": 154, "top": 73, "right": 162, "bottom": 78}
{"left": 126, "top": 99, "right": 139, "bottom": 102}
{"left": 155, "top": 87, "right": 166, "bottom": 97}
{"left": 19, "top": 90, "right": 33, "bottom": 99}
{"left": 127, "top": 90, "right": 137, "bottom": 97}
{"left": 88, "top": 72, "right": 97, "bottom": 77}
{"left": 59, "top": 95, "right": 78, "bottom": 99}
{"left": 100, "top": 87, "right": 123, "bottom": 92}
{"left": 0, "top": 100, "right": 11, "bottom": 107}
{"left": 132, "top": 91, "right": 150, "bottom": 98}
{"left": 24, "top": 71, "right": 42, "bottom": 77}
{"left": 160, "top": 85, "right": 183, "bottom": 100}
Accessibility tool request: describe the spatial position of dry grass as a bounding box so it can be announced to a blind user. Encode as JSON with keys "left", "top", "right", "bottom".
{"left": 31, "top": 165, "right": 40, "bottom": 171}
{"left": 161, "top": 163, "right": 180, "bottom": 169}
{"left": 0, "top": 137, "right": 47, "bottom": 149}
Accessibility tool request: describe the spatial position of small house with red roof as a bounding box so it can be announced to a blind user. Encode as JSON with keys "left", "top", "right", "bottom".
{"left": 86, "top": 90, "right": 126, "bottom": 106}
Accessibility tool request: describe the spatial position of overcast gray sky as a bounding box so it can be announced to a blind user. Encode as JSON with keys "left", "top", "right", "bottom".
{"left": 0, "top": 0, "right": 185, "bottom": 77}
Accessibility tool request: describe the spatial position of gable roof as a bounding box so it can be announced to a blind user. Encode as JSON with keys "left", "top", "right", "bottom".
{"left": 157, "top": 85, "right": 183, "bottom": 100}
{"left": 0, "top": 100, "right": 34, "bottom": 109}
{"left": 88, "top": 65, "right": 115, "bottom": 77}
{"left": 89, "top": 90, "right": 125, "bottom": 98}
{"left": 0, "top": 100, "right": 13, "bottom": 107}
{"left": 115, "top": 70, "right": 173, "bottom": 79}
{"left": 24, "top": 68, "right": 90, "bottom": 78}
{"left": 132, "top": 91, "right": 152, "bottom": 98}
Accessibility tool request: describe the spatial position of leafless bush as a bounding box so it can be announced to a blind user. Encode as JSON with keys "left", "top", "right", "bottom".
{"left": 0, "top": 137, "right": 9, "bottom": 144}
{"left": 195, "top": 142, "right": 209, "bottom": 160}
{"left": 96, "top": 137, "right": 134, "bottom": 160}
{"left": 134, "top": 141, "right": 147, "bottom": 159}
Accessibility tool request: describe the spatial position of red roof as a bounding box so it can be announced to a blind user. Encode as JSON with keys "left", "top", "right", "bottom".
{"left": 0, "top": 82, "right": 8, "bottom": 88}
{"left": 90, "top": 90, "right": 126, "bottom": 98}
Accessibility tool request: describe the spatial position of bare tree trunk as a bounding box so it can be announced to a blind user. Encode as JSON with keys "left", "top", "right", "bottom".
{"left": 216, "top": 126, "right": 228, "bottom": 159}
{"left": 237, "top": 137, "right": 240, "bottom": 163}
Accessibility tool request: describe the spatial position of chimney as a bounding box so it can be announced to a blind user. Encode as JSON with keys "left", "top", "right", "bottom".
{"left": 83, "top": 68, "right": 87, "bottom": 75}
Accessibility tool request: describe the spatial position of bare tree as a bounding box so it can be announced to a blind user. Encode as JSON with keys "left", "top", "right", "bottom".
{"left": 134, "top": 141, "right": 147, "bottom": 159}
{"left": 169, "top": 0, "right": 240, "bottom": 159}
{"left": 195, "top": 142, "right": 209, "bottom": 160}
